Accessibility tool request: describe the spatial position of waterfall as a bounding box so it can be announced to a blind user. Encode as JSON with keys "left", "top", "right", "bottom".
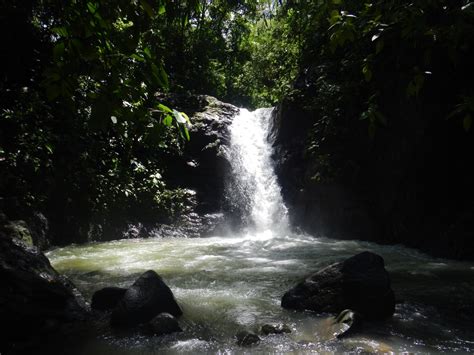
{"left": 227, "top": 108, "right": 288, "bottom": 232}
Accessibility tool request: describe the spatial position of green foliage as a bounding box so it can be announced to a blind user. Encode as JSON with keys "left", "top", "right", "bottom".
{"left": 233, "top": 13, "right": 301, "bottom": 107}
{"left": 2, "top": 0, "right": 473, "bottom": 242}
{"left": 0, "top": 0, "right": 194, "bottom": 242}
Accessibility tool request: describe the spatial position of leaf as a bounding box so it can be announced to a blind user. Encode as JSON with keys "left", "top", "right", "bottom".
{"left": 110, "top": 116, "right": 117, "bottom": 124}
{"left": 172, "top": 109, "right": 186, "bottom": 124}
{"left": 143, "top": 47, "right": 152, "bottom": 59}
{"left": 151, "top": 62, "right": 169, "bottom": 89}
{"left": 158, "top": 103, "right": 173, "bottom": 113}
{"left": 463, "top": 114, "right": 472, "bottom": 131}
{"left": 362, "top": 64, "right": 372, "bottom": 81}
{"left": 130, "top": 53, "right": 145, "bottom": 62}
{"left": 51, "top": 27, "right": 69, "bottom": 37}
{"left": 44, "top": 143, "right": 54, "bottom": 154}
{"left": 329, "top": 10, "right": 341, "bottom": 23}
{"left": 182, "top": 125, "right": 190, "bottom": 141}
{"left": 180, "top": 111, "right": 191, "bottom": 125}
{"left": 140, "top": 0, "right": 154, "bottom": 17}
{"left": 157, "top": 63, "right": 169, "bottom": 89}
{"left": 158, "top": 3, "right": 166, "bottom": 15}
{"left": 163, "top": 114, "right": 173, "bottom": 126}
{"left": 87, "top": 2, "right": 98, "bottom": 14}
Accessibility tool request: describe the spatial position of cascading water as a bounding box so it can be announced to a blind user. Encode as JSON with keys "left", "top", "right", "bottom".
{"left": 226, "top": 108, "right": 288, "bottom": 232}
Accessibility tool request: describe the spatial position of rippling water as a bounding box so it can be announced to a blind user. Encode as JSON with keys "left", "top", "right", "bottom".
{"left": 47, "top": 231, "right": 474, "bottom": 354}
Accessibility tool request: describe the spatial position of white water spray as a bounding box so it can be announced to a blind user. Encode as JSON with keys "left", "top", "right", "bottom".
{"left": 227, "top": 108, "right": 288, "bottom": 232}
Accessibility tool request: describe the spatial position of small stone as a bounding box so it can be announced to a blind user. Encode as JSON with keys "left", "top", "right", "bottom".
{"left": 260, "top": 323, "right": 292, "bottom": 335}
{"left": 236, "top": 330, "right": 260, "bottom": 346}
{"left": 333, "top": 309, "right": 362, "bottom": 339}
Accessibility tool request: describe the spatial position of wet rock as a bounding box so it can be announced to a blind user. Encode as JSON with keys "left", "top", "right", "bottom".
{"left": 236, "top": 330, "right": 260, "bottom": 346}
{"left": 91, "top": 287, "right": 127, "bottom": 311}
{"left": 282, "top": 251, "right": 395, "bottom": 320}
{"left": 260, "top": 323, "right": 292, "bottom": 335}
{"left": 140, "top": 313, "right": 183, "bottom": 336}
{"left": 27, "top": 211, "right": 50, "bottom": 250}
{"left": 333, "top": 309, "right": 362, "bottom": 339}
{"left": 111, "top": 270, "right": 182, "bottom": 327}
{"left": 155, "top": 93, "right": 238, "bottom": 226}
{"left": 3, "top": 220, "right": 33, "bottom": 246}
{"left": 0, "top": 230, "right": 89, "bottom": 353}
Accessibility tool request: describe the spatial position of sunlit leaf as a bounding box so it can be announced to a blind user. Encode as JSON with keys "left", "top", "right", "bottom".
{"left": 158, "top": 3, "right": 166, "bottom": 15}
{"left": 182, "top": 126, "right": 190, "bottom": 141}
{"left": 158, "top": 103, "right": 173, "bottom": 113}
{"left": 163, "top": 114, "right": 173, "bottom": 126}
{"left": 180, "top": 111, "right": 191, "bottom": 125}
{"left": 172, "top": 110, "right": 186, "bottom": 124}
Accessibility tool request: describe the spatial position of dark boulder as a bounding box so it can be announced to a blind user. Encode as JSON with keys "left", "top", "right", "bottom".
{"left": 110, "top": 270, "right": 182, "bottom": 327}
{"left": 236, "top": 330, "right": 260, "bottom": 346}
{"left": 91, "top": 287, "right": 127, "bottom": 311}
{"left": 281, "top": 251, "right": 395, "bottom": 320}
{"left": 0, "top": 229, "right": 89, "bottom": 353}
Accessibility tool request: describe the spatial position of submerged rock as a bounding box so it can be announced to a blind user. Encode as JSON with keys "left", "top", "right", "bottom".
{"left": 281, "top": 251, "right": 395, "bottom": 320}
{"left": 110, "top": 270, "right": 182, "bottom": 327}
{"left": 236, "top": 330, "right": 260, "bottom": 346}
{"left": 260, "top": 323, "right": 292, "bottom": 335}
{"left": 141, "top": 313, "right": 183, "bottom": 336}
{"left": 91, "top": 287, "right": 127, "bottom": 311}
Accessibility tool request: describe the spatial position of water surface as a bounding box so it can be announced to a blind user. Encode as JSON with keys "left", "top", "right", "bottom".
{"left": 47, "top": 231, "right": 474, "bottom": 354}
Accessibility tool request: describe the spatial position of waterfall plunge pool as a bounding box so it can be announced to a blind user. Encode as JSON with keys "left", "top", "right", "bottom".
{"left": 45, "top": 108, "right": 474, "bottom": 353}
{"left": 46, "top": 231, "right": 474, "bottom": 354}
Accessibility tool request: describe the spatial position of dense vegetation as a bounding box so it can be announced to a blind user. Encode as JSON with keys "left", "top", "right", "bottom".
{"left": 1, "top": 0, "right": 473, "bottom": 253}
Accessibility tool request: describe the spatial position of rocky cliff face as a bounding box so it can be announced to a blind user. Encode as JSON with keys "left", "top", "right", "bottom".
{"left": 272, "top": 85, "right": 474, "bottom": 260}
{"left": 152, "top": 93, "right": 239, "bottom": 237}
